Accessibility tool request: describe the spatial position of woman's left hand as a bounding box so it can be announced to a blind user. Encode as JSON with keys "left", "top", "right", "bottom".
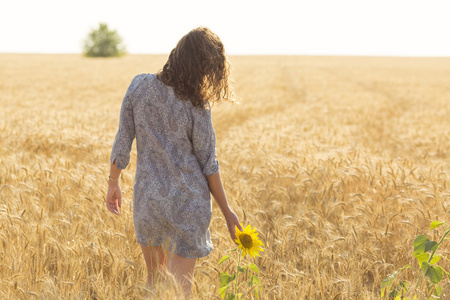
{"left": 106, "top": 182, "right": 122, "bottom": 215}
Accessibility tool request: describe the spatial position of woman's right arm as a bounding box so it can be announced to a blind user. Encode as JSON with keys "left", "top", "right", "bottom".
{"left": 191, "top": 107, "right": 242, "bottom": 240}
{"left": 207, "top": 171, "right": 243, "bottom": 241}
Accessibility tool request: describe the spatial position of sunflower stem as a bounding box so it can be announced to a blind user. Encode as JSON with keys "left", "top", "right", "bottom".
{"left": 235, "top": 249, "right": 242, "bottom": 297}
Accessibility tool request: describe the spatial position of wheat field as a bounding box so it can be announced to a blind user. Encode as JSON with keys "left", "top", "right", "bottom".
{"left": 1, "top": 53, "right": 450, "bottom": 299}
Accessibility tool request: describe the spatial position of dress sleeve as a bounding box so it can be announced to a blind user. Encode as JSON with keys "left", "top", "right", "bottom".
{"left": 191, "top": 106, "right": 220, "bottom": 176}
{"left": 110, "top": 75, "right": 141, "bottom": 169}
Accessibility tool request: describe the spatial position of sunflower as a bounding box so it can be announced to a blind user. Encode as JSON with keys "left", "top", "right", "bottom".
{"left": 234, "top": 223, "right": 265, "bottom": 258}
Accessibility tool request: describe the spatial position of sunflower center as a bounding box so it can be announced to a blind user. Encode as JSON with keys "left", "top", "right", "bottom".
{"left": 239, "top": 233, "right": 253, "bottom": 249}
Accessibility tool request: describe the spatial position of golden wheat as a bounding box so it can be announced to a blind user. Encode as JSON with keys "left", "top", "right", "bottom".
{"left": 1, "top": 54, "right": 450, "bottom": 299}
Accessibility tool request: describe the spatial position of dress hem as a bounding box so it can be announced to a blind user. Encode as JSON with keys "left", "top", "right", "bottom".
{"left": 136, "top": 240, "right": 214, "bottom": 259}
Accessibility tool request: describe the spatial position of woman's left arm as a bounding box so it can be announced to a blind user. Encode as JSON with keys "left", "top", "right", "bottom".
{"left": 106, "top": 161, "right": 122, "bottom": 215}
{"left": 107, "top": 75, "right": 142, "bottom": 215}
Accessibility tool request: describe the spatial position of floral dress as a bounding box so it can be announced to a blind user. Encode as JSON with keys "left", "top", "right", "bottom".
{"left": 110, "top": 73, "right": 219, "bottom": 258}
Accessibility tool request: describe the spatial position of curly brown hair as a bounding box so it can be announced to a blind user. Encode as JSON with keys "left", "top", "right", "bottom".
{"left": 157, "top": 27, "right": 235, "bottom": 109}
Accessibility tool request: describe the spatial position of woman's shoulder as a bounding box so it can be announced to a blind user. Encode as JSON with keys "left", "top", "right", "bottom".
{"left": 131, "top": 73, "right": 157, "bottom": 85}
{"left": 127, "top": 73, "right": 159, "bottom": 93}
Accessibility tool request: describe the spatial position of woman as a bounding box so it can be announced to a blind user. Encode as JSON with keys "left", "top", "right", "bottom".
{"left": 106, "top": 27, "right": 242, "bottom": 299}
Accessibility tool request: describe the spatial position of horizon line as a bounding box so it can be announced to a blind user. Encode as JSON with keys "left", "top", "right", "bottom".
{"left": 1, "top": 52, "right": 449, "bottom": 59}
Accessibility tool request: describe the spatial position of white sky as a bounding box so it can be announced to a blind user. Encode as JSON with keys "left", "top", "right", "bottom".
{"left": 0, "top": 0, "right": 449, "bottom": 56}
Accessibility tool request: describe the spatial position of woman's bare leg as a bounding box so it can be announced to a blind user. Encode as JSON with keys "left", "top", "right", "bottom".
{"left": 140, "top": 245, "right": 168, "bottom": 288}
{"left": 141, "top": 244, "right": 197, "bottom": 299}
{"left": 167, "top": 253, "right": 197, "bottom": 299}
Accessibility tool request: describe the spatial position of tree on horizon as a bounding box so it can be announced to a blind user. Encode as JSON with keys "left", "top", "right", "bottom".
{"left": 83, "top": 23, "right": 126, "bottom": 57}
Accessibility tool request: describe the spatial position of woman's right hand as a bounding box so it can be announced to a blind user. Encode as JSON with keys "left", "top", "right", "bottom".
{"left": 224, "top": 210, "right": 243, "bottom": 242}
